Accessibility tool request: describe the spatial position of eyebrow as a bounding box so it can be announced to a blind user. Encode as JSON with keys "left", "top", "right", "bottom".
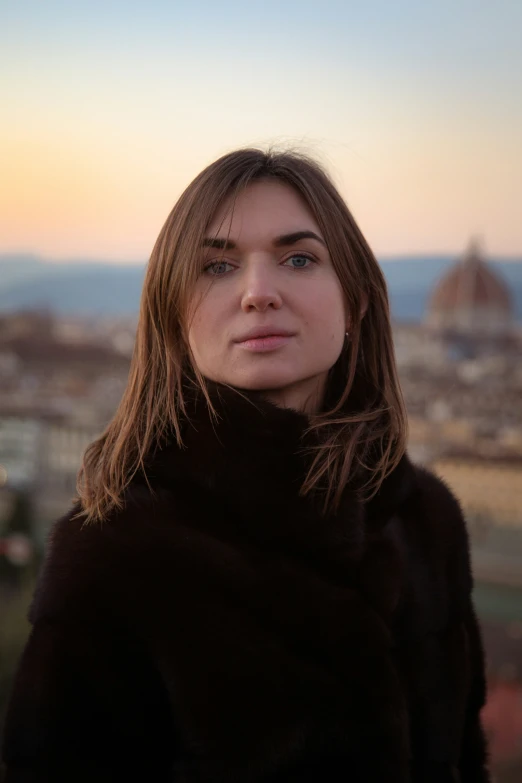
{"left": 202, "top": 230, "right": 326, "bottom": 250}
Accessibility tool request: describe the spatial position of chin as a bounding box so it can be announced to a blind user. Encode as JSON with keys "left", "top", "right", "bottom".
{"left": 227, "top": 369, "right": 303, "bottom": 392}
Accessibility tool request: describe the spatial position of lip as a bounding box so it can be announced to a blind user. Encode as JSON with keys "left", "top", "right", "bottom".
{"left": 235, "top": 327, "right": 295, "bottom": 342}
{"left": 234, "top": 327, "right": 295, "bottom": 353}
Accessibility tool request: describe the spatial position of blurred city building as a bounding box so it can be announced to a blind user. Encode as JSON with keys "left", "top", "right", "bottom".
{"left": 0, "top": 309, "right": 134, "bottom": 543}
{"left": 0, "top": 245, "right": 521, "bottom": 772}
{"left": 426, "top": 238, "right": 514, "bottom": 337}
{"left": 395, "top": 240, "right": 522, "bottom": 772}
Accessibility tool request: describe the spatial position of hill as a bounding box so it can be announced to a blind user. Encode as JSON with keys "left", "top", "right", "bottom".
{"left": 1, "top": 253, "right": 521, "bottom": 322}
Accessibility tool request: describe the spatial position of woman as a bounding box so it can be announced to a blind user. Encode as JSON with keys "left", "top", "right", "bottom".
{"left": 2, "top": 148, "right": 490, "bottom": 782}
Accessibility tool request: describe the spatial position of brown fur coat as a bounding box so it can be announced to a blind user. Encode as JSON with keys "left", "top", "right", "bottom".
{"left": 2, "top": 385, "right": 490, "bottom": 782}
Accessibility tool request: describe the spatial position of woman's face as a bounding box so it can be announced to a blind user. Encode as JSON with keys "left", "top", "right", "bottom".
{"left": 187, "top": 180, "right": 349, "bottom": 413}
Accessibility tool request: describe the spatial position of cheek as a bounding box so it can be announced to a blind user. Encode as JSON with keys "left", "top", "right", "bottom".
{"left": 187, "top": 305, "right": 209, "bottom": 364}
{"left": 187, "top": 288, "right": 214, "bottom": 342}
{"left": 187, "top": 286, "right": 230, "bottom": 363}
{"left": 305, "top": 282, "right": 346, "bottom": 336}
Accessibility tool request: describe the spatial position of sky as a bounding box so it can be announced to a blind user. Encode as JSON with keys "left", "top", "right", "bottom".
{"left": 1, "top": 0, "right": 521, "bottom": 262}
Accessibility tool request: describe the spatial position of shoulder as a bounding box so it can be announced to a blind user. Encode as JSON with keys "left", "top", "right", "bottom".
{"left": 410, "top": 462, "right": 471, "bottom": 551}
{"left": 383, "top": 453, "right": 470, "bottom": 552}
{"left": 30, "top": 483, "right": 180, "bottom": 624}
{"left": 402, "top": 460, "right": 474, "bottom": 600}
{"left": 413, "top": 462, "right": 467, "bottom": 521}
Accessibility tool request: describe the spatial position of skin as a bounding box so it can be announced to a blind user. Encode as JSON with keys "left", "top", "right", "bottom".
{"left": 187, "top": 180, "right": 352, "bottom": 414}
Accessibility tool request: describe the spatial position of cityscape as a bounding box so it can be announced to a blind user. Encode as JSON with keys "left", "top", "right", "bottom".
{"left": 3, "top": 0, "right": 521, "bottom": 777}
{"left": 1, "top": 240, "right": 521, "bottom": 779}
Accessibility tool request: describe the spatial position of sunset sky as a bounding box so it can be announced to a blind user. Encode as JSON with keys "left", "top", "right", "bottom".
{"left": 2, "top": 0, "right": 521, "bottom": 262}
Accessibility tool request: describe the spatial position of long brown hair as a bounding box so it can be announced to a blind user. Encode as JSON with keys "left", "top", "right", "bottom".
{"left": 75, "top": 147, "right": 408, "bottom": 523}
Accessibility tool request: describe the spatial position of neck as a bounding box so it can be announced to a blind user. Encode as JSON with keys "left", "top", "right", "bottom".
{"left": 254, "top": 373, "right": 327, "bottom": 415}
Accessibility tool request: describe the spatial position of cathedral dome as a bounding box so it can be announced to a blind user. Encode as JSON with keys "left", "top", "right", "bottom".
{"left": 426, "top": 239, "right": 513, "bottom": 335}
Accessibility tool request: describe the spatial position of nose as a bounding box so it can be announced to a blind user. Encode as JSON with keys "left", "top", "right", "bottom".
{"left": 240, "top": 261, "right": 283, "bottom": 312}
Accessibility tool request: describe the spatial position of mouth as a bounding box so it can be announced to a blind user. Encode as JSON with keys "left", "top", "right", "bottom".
{"left": 234, "top": 329, "right": 295, "bottom": 353}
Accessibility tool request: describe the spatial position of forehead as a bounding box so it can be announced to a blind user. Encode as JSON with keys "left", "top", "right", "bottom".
{"left": 206, "top": 179, "right": 321, "bottom": 240}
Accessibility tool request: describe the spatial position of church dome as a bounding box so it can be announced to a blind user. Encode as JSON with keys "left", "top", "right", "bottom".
{"left": 426, "top": 239, "right": 513, "bottom": 335}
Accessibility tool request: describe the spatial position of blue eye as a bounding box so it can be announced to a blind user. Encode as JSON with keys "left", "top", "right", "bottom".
{"left": 283, "top": 254, "right": 314, "bottom": 269}
{"left": 204, "top": 260, "right": 234, "bottom": 276}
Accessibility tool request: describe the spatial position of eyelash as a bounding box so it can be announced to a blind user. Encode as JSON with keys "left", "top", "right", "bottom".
{"left": 203, "top": 253, "right": 317, "bottom": 276}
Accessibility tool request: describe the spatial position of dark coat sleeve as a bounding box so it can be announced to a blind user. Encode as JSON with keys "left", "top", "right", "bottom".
{"left": 457, "top": 600, "right": 490, "bottom": 783}
{"left": 1, "top": 506, "right": 175, "bottom": 783}
{"left": 413, "top": 469, "right": 491, "bottom": 783}
{"left": 448, "top": 497, "right": 490, "bottom": 783}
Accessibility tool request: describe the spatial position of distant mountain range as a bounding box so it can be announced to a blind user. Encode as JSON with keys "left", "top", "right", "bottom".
{"left": 1, "top": 253, "right": 522, "bottom": 323}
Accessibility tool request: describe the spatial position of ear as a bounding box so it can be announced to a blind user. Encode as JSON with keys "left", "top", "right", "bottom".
{"left": 346, "top": 292, "right": 369, "bottom": 331}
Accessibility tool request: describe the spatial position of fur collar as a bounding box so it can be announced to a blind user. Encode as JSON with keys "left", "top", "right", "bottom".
{"left": 143, "top": 382, "right": 418, "bottom": 552}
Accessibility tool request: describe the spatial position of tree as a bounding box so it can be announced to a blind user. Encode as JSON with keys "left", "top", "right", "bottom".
{"left": 0, "top": 489, "right": 35, "bottom": 588}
